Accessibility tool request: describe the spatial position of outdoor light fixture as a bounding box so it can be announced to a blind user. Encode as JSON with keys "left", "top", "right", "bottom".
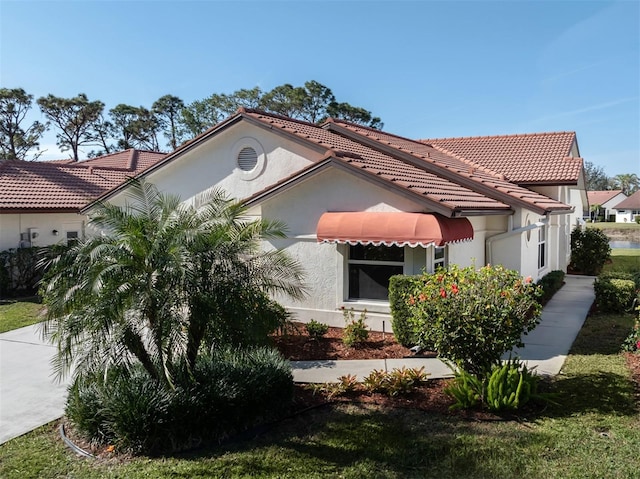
{"left": 52, "top": 229, "right": 59, "bottom": 236}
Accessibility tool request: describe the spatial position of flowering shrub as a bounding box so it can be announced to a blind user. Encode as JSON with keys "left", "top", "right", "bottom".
{"left": 408, "top": 264, "right": 542, "bottom": 375}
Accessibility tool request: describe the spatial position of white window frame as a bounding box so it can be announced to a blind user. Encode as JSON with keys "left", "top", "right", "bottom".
{"left": 538, "top": 224, "right": 547, "bottom": 270}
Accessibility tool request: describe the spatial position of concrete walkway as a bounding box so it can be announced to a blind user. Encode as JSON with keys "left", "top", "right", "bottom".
{"left": 0, "top": 275, "right": 594, "bottom": 444}
{"left": 0, "top": 324, "right": 70, "bottom": 444}
{"left": 291, "top": 274, "right": 595, "bottom": 382}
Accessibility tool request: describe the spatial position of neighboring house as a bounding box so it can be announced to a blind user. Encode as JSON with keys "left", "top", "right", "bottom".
{"left": 87, "top": 109, "right": 587, "bottom": 327}
{"left": 586, "top": 190, "right": 627, "bottom": 221}
{"left": 614, "top": 190, "right": 640, "bottom": 223}
{"left": 0, "top": 149, "right": 166, "bottom": 251}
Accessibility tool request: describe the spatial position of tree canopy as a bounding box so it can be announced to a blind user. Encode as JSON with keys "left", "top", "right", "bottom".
{"left": 37, "top": 93, "right": 104, "bottom": 162}
{"left": 0, "top": 88, "right": 48, "bottom": 161}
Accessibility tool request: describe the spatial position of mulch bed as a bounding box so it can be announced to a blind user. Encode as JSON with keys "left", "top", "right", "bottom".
{"left": 271, "top": 323, "right": 417, "bottom": 360}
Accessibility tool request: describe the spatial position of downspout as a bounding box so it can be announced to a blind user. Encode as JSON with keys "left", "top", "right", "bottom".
{"left": 486, "top": 215, "right": 549, "bottom": 265}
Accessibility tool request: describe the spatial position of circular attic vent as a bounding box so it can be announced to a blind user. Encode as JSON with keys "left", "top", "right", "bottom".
{"left": 237, "top": 147, "right": 258, "bottom": 171}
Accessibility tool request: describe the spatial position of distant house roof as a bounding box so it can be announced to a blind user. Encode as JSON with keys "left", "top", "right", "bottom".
{"left": 615, "top": 190, "right": 640, "bottom": 210}
{"left": 587, "top": 190, "right": 625, "bottom": 206}
{"left": 0, "top": 149, "right": 166, "bottom": 212}
{"left": 421, "top": 132, "right": 582, "bottom": 185}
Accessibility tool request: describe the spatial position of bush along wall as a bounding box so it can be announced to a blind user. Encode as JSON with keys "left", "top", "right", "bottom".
{"left": 388, "top": 274, "right": 423, "bottom": 347}
{"left": 536, "top": 270, "right": 565, "bottom": 304}
{"left": 0, "top": 247, "right": 43, "bottom": 298}
{"left": 0, "top": 244, "right": 70, "bottom": 299}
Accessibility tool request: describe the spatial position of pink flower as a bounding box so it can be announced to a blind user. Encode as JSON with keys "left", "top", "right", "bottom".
{"left": 408, "top": 295, "right": 416, "bottom": 305}
{"left": 451, "top": 284, "right": 459, "bottom": 294}
{"left": 525, "top": 276, "right": 532, "bottom": 284}
{"left": 419, "top": 293, "right": 426, "bottom": 302}
{"left": 440, "top": 288, "right": 447, "bottom": 298}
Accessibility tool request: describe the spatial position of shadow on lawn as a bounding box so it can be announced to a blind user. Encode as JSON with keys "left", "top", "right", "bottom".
{"left": 540, "top": 372, "right": 638, "bottom": 419}
{"left": 176, "top": 405, "right": 547, "bottom": 479}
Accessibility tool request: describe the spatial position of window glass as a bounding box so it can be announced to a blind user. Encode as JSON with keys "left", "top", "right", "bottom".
{"left": 349, "top": 264, "right": 403, "bottom": 300}
{"left": 538, "top": 226, "right": 547, "bottom": 269}
{"left": 348, "top": 245, "right": 404, "bottom": 300}
{"left": 349, "top": 244, "right": 404, "bottom": 262}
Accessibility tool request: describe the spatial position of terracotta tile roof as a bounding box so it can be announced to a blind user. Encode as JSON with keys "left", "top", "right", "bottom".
{"left": 0, "top": 149, "right": 166, "bottom": 212}
{"left": 420, "top": 132, "right": 582, "bottom": 184}
{"left": 241, "top": 111, "right": 571, "bottom": 215}
{"left": 615, "top": 190, "right": 640, "bottom": 209}
{"left": 587, "top": 190, "right": 625, "bottom": 206}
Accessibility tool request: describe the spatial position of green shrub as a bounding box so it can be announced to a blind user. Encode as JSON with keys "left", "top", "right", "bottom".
{"left": 65, "top": 347, "right": 293, "bottom": 455}
{"left": 342, "top": 308, "right": 369, "bottom": 347}
{"left": 485, "top": 358, "right": 539, "bottom": 412}
{"left": 622, "top": 308, "right": 640, "bottom": 352}
{"left": 362, "top": 367, "right": 430, "bottom": 397}
{"left": 444, "top": 368, "right": 483, "bottom": 410}
{"left": 388, "top": 274, "right": 422, "bottom": 347}
{"left": 408, "top": 264, "right": 542, "bottom": 375}
{"left": 445, "top": 359, "right": 543, "bottom": 412}
{"left": 536, "top": 270, "right": 565, "bottom": 304}
{"left": 0, "top": 247, "right": 45, "bottom": 298}
{"left": 305, "top": 319, "right": 329, "bottom": 339}
{"left": 570, "top": 227, "right": 611, "bottom": 275}
{"left": 598, "top": 271, "right": 640, "bottom": 290}
{"left": 594, "top": 277, "right": 637, "bottom": 313}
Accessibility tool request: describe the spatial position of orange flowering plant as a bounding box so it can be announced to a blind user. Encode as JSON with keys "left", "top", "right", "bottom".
{"left": 408, "top": 264, "right": 542, "bottom": 375}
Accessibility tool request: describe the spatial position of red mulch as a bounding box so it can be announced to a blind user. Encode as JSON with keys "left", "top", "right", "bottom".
{"left": 276, "top": 323, "right": 640, "bottom": 420}
{"left": 273, "top": 323, "right": 493, "bottom": 419}
{"left": 271, "top": 323, "right": 416, "bottom": 361}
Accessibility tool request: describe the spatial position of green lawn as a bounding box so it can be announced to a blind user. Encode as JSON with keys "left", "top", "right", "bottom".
{"left": 1, "top": 315, "right": 639, "bottom": 478}
{"left": 0, "top": 298, "right": 44, "bottom": 334}
{"left": 2, "top": 256, "right": 638, "bottom": 478}
{"left": 587, "top": 222, "right": 640, "bottom": 231}
{"left": 604, "top": 248, "right": 640, "bottom": 274}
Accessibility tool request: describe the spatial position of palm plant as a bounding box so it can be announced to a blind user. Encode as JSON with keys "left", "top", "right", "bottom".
{"left": 612, "top": 173, "right": 640, "bottom": 196}
{"left": 41, "top": 180, "right": 305, "bottom": 390}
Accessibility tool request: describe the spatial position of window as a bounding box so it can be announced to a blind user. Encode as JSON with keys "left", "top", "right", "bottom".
{"left": 66, "top": 231, "right": 79, "bottom": 245}
{"left": 348, "top": 244, "right": 404, "bottom": 300}
{"left": 537, "top": 225, "right": 546, "bottom": 269}
{"left": 433, "top": 246, "right": 447, "bottom": 270}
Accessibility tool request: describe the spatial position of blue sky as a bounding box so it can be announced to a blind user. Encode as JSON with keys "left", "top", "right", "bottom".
{"left": 1, "top": 0, "right": 638, "bottom": 177}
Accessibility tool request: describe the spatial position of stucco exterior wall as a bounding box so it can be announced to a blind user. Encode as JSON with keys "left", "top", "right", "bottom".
{"left": 0, "top": 213, "right": 85, "bottom": 251}
{"left": 107, "top": 122, "right": 323, "bottom": 209}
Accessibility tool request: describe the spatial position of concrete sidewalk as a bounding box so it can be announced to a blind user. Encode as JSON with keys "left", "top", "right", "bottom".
{"left": 291, "top": 274, "right": 595, "bottom": 382}
{"left": 0, "top": 324, "right": 71, "bottom": 444}
{"left": 0, "top": 275, "right": 594, "bottom": 445}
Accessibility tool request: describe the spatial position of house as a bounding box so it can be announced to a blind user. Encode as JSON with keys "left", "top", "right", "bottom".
{"left": 613, "top": 190, "right": 640, "bottom": 223}
{"left": 586, "top": 190, "right": 627, "bottom": 221}
{"left": 0, "top": 149, "right": 166, "bottom": 251}
{"left": 87, "top": 109, "right": 587, "bottom": 328}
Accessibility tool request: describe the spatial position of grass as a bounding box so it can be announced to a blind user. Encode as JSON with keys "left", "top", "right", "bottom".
{"left": 0, "top": 298, "right": 44, "bottom": 334}
{"left": 587, "top": 222, "right": 640, "bottom": 231}
{"left": 1, "top": 255, "right": 638, "bottom": 478}
{"left": 603, "top": 247, "right": 640, "bottom": 274}
{"left": 2, "top": 322, "right": 639, "bottom": 477}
